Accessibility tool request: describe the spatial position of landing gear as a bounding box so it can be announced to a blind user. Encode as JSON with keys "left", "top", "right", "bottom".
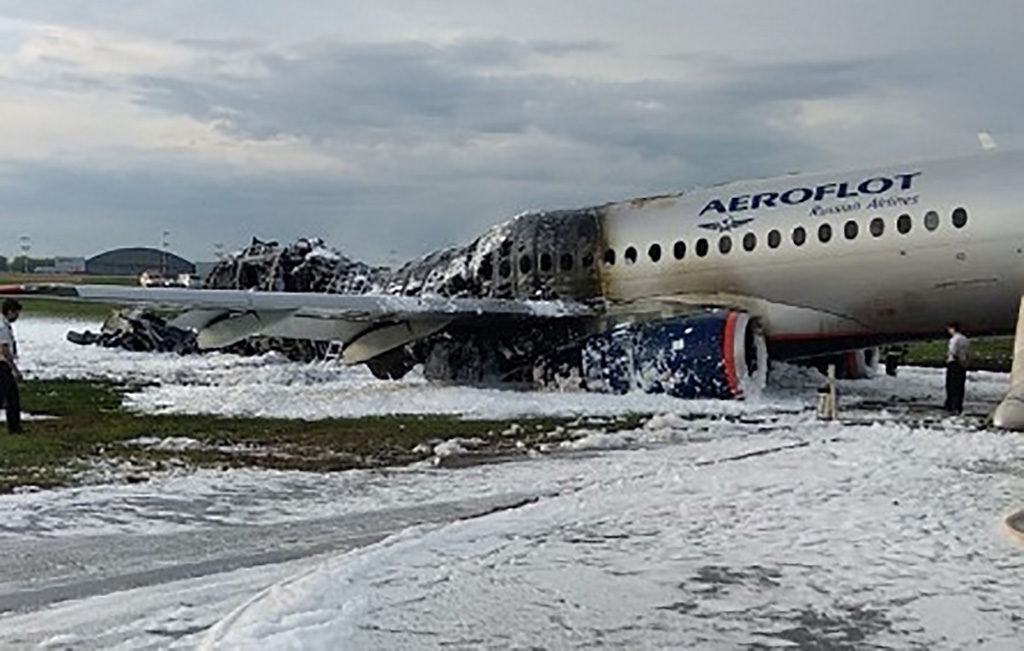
{"left": 883, "top": 345, "right": 907, "bottom": 377}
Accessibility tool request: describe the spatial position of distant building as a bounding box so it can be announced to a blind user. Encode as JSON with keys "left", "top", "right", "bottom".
{"left": 86, "top": 248, "right": 195, "bottom": 276}
{"left": 34, "top": 256, "right": 86, "bottom": 274}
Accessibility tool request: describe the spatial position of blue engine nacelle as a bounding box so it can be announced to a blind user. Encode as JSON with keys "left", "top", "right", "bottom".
{"left": 579, "top": 311, "right": 767, "bottom": 399}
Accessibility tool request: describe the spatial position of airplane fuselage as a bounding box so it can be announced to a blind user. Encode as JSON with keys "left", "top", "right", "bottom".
{"left": 594, "top": 150, "right": 1024, "bottom": 356}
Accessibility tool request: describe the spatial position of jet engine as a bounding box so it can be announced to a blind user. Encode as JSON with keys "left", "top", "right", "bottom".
{"left": 577, "top": 311, "right": 767, "bottom": 399}
{"left": 398, "top": 310, "right": 768, "bottom": 399}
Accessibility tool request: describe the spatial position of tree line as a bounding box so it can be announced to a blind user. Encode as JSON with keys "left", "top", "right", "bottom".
{"left": 0, "top": 256, "right": 59, "bottom": 272}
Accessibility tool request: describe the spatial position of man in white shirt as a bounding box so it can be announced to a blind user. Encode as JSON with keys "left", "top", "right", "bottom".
{"left": 944, "top": 322, "right": 969, "bottom": 415}
{"left": 0, "top": 298, "right": 22, "bottom": 433}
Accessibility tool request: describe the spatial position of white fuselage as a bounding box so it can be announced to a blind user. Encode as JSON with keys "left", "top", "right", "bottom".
{"left": 598, "top": 150, "right": 1024, "bottom": 350}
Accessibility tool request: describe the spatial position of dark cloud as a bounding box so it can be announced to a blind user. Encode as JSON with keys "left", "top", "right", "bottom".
{"left": 129, "top": 38, "right": 869, "bottom": 168}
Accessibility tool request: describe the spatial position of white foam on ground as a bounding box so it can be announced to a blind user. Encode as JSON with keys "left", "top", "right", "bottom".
{"left": 199, "top": 422, "right": 1024, "bottom": 649}
{"left": 4, "top": 316, "right": 1022, "bottom": 648}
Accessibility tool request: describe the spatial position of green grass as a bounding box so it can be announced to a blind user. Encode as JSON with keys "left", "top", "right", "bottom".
{"left": 0, "top": 272, "right": 138, "bottom": 286}
{"left": 904, "top": 336, "right": 1013, "bottom": 372}
{"left": 1, "top": 379, "right": 621, "bottom": 492}
{"left": 17, "top": 298, "right": 119, "bottom": 320}
{"left": 1, "top": 272, "right": 133, "bottom": 320}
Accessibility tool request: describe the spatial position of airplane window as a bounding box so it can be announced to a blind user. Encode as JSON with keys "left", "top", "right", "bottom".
{"left": 603, "top": 249, "right": 615, "bottom": 265}
{"left": 818, "top": 223, "right": 832, "bottom": 243}
{"left": 844, "top": 220, "right": 858, "bottom": 240}
{"left": 673, "top": 240, "right": 686, "bottom": 259}
{"left": 870, "top": 217, "right": 884, "bottom": 237}
{"left": 649, "top": 243, "right": 662, "bottom": 262}
{"left": 561, "top": 252, "right": 575, "bottom": 270}
{"left": 696, "top": 238, "right": 709, "bottom": 257}
{"left": 897, "top": 213, "right": 912, "bottom": 234}
{"left": 792, "top": 226, "right": 806, "bottom": 246}
{"left": 952, "top": 207, "right": 968, "bottom": 228}
{"left": 768, "top": 230, "right": 781, "bottom": 249}
{"left": 719, "top": 236, "right": 732, "bottom": 254}
{"left": 540, "top": 253, "right": 553, "bottom": 272}
{"left": 479, "top": 253, "right": 494, "bottom": 278}
{"left": 499, "top": 259, "right": 511, "bottom": 278}
{"left": 624, "top": 247, "right": 637, "bottom": 265}
{"left": 519, "top": 255, "right": 532, "bottom": 274}
{"left": 582, "top": 252, "right": 594, "bottom": 268}
{"left": 743, "top": 232, "right": 756, "bottom": 252}
{"left": 924, "top": 210, "right": 939, "bottom": 231}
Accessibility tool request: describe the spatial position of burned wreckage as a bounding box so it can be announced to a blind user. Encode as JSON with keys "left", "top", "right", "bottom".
{"left": 69, "top": 207, "right": 767, "bottom": 400}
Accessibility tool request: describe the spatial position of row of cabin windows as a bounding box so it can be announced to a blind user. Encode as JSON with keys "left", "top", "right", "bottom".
{"left": 505, "top": 250, "right": 597, "bottom": 279}
{"left": 605, "top": 207, "right": 969, "bottom": 265}
{"left": 492, "top": 207, "right": 969, "bottom": 278}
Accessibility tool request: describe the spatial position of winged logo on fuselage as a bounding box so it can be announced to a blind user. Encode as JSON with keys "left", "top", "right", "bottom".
{"left": 698, "top": 216, "right": 755, "bottom": 233}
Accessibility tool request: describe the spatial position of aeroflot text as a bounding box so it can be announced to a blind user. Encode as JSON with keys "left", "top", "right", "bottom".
{"left": 698, "top": 172, "right": 922, "bottom": 216}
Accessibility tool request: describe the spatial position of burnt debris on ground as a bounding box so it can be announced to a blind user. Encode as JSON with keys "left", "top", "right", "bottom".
{"left": 68, "top": 309, "right": 200, "bottom": 355}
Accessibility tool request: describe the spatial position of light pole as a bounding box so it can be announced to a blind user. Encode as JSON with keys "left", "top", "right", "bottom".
{"left": 18, "top": 235, "right": 30, "bottom": 274}
{"left": 161, "top": 230, "right": 170, "bottom": 276}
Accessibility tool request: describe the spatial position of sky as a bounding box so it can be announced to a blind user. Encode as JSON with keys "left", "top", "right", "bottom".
{"left": 0, "top": 1, "right": 1022, "bottom": 264}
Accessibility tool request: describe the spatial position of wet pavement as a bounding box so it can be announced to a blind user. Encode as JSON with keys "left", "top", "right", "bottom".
{"left": 0, "top": 494, "right": 537, "bottom": 648}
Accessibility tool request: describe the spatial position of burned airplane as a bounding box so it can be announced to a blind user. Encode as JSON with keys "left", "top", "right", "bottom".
{"left": 8, "top": 149, "right": 1024, "bottom": 420}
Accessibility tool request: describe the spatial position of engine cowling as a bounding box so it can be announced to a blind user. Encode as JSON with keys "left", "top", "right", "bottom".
{"left": 579, "top": 311, "right": 767, "bottom": 399}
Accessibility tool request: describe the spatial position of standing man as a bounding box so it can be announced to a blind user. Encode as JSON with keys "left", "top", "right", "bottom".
{"left": 0, "top": 298, "right": 22, "bottom": 433}
{"left": 944, "top": 322, "right": 969, "bottom": 414}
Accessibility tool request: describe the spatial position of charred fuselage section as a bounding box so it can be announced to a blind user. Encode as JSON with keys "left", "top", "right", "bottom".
{"left": 378, "top": 208, "right": 606, "bottom": 301}
{"left": 202, "top": 209, "right": 608, "bottom": 383}
{"left": 206, "top": 208, "right": 606, "bottom": 301}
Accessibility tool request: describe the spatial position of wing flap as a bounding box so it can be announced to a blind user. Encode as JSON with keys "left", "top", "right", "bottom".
{"left": 341, "top": 319, "right": 452, "bottom": 364}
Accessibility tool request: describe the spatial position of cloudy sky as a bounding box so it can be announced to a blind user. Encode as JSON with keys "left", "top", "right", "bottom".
{"left": 0, "top": 1, "right": 1022, "bottom": 264}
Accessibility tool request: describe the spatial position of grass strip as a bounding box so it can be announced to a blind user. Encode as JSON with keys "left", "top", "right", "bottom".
{"left": 17, "top": 298, "right": 119, "bottom": 320}
{"left": 1, "top": 379, "right": 638, "bottom": 492}
{"left": 0, "top": 273, "right": 138, "bottom": 286}
{"left": 904, "top": 336, "right": 1013, "bottom": 372}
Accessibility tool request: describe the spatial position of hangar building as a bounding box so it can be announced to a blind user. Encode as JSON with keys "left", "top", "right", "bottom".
{"left": 86, "top": 248, "right": 195, "bottom": 276}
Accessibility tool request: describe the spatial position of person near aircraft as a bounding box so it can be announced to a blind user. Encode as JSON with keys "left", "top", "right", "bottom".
{"left": 944, "top": 322, "right": 969, "bottom": 414}
{"left": 0, "top": 298, "right": 23, "bottom": 433}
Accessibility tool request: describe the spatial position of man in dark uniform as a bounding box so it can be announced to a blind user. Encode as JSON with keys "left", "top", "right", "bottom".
{"left": 944, "top": 322, "right": 969, "bottom": 414}
{"left": 0, "top": 298, "right": 23, "bottom": 433}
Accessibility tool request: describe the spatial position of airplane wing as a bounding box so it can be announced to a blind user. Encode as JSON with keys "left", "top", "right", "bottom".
{"left": 0, "top": 284, "right": 595, "bottom": 363}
